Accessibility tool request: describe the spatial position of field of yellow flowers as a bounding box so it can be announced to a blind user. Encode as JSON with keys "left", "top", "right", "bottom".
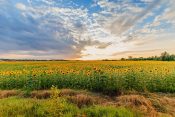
{"left": 0, "top": 61, "right": 175, "bottom": 94}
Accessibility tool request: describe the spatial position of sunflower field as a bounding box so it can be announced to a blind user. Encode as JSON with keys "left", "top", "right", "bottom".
{"left": 0, "top": 61, "right": 175, "bottom": 94}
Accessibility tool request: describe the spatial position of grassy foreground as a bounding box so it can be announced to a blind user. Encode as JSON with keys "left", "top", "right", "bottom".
{"left": 0, "top": 98, "right": 140, "bottom": 117}
{"left": 0, "top": 88, "right": 174, "bottom": 117}
{"left": 0, "top": 87, "right": 142, "bottom": 117}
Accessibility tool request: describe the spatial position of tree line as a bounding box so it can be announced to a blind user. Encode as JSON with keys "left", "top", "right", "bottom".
{"left": 121, "top": 52, "right": 175, "bottom": 61}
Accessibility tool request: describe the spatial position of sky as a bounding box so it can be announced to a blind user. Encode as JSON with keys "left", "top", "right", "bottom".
{"left": 0, "top": 0, "right": 175, "bottom": 60}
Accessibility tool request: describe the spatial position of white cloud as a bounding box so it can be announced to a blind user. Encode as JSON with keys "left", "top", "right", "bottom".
{"left": 16, "top": 3, "right": 26, "bottom": 11}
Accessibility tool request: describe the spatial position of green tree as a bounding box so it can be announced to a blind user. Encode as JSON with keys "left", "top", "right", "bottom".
{"left": 160, "top": 51, "right": 169, "bottom": 61}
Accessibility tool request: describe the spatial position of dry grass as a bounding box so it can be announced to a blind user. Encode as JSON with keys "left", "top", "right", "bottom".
{"left": 67, "top": 94, "right": 95, "bottom": 108}
{"left": 160, "top": 97, "right": 175, "bottom": 109}
{"left": 30, "top": 90, "right": 51, "bottom": 99}
{"left": 0, "top": 90, "right": 18, "bottom": 99}
{"left": 59, "top": 89, "right": 77, "bottom": 96}
{"left": 151, "top": 96, "right": 175, "bottom": 117}
{"left": 116, "top": 95, "right": 157, "bottom": 117}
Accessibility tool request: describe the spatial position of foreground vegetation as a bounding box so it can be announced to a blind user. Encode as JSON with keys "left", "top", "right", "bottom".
{"left": 0, "top": 97, "right": 138, "bottom": 117}
{"left": 0, "top": 87, "right": 143, "bottom": 117}
{"left": 0, "top": 88, "right": 174, "bottom": 117}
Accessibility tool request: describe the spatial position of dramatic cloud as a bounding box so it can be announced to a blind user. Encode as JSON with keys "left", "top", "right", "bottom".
{"left": 0, "top": 0, "right": 174, "bottom": 59}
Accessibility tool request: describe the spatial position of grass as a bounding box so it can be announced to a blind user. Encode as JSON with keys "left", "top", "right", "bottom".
{"left": 0, "top": 88, "right": 175, "bottom": 117}
{"left": 0, "top": 97, "right": 140, "bottom": 117}
{"left": 0, "top": 88, "right": 142, "bottom": 117}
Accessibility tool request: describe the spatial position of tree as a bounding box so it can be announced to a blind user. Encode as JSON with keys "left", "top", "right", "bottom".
{"left": 160, "top": 51, "right": 169, "bottom": 61}
{"left": 121, "top": 58, "right": 126, "bottom": 61}
{"left": 169, "top": 54, "right": 175, "bottom": 61}
{"left": 128, "top": 56, "right": 133, "bottom": 60}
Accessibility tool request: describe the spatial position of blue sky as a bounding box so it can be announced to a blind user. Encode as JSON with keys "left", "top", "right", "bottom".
{"left": 0, "top": 0, "right": 175, "bottom": 60}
